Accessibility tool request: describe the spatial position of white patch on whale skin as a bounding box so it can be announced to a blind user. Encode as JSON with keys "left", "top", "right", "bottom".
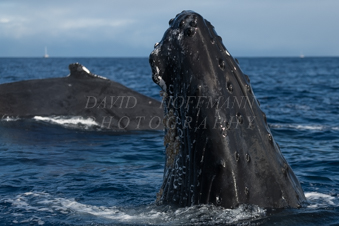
{"left": 177, "top": 31, "right": 183, "bottom": 41}
{"left": 152, "top": 66, "right": 167, "bottom": 92}
{"left": 151, "top": 43, "right": 166, "bottom": 91}
{"left": 158, "top": 77, "right": 167, "bottom": 92}
{"left": 95, "top": 74, "right": 108, "bottom": 80}
{"left": 82, "top": 66, "right": 91, "bottom": 74}
{"left": 151, "top": 43, "right": 162, "bottom": 56}
{"left": 155, "top": 66, "right": 160, "bottom": 75}
{"left": 81, "top": 65, "right": 107, "bottom": 80}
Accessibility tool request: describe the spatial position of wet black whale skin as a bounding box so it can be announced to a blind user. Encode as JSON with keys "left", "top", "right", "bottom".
{"left": 0, "top": 63, "right": 164, "bottom": 131}
{"left": 150, "top": 10, "right": 306, "bottom": 209}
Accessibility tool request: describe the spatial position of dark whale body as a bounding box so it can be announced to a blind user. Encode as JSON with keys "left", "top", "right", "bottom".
{"left": 150, "top": 11, "right": 306, "bottom": 209}
{"left": 0, "top": 63, "right": 163, "bottom": 131}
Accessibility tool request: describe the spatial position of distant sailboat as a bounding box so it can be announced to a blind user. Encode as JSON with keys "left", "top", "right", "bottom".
{"left": 299, "top": 51, "right": 305, "bottom": 58}
{"left": 44, "top": 47, "right": 49, "bottom": 58}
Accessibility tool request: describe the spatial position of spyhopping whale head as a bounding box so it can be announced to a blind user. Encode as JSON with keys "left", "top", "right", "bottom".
{"left": 150, "top": 10, "right": 306, "bottom": 209}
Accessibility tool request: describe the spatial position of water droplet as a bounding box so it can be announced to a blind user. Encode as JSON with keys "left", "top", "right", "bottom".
{"left": 218, "top": 59, "right": 225, "bottom": 70}
{"left": 236, "top": 112, "right": 243, "bottom": 124}
{"left": 227, "top": 82, "right": 233, "bottom": 93}
{"left": 225, "top": 121, "right": 230, "bottom": 130}
{"left": 169, "top": 84, "right": 174, "bottom": 94}
{"left": 246, "top": 153, "right": 250, "bottom": 162}
{"left": 216, "top": 196, "right": 222, "bottom": 205}
{"left": 154, "top": 42, "right": 159, "bottom": 48}
{"left": 222, "top": 130, "right": 227, "bottom": 137}
{"left": 244, "top": 74, "right": 250, "bottom": 83}
{"left": 246, "top": 84, "right": 251, "bottom": 93}
{"left": 180, "top": 20, "right": 185, "bottom": 28}
{"left": 220, "top": 128, "right": 227, "bottom": 137}
{"left": 245, "top": 187, "right": 249, "bottom": 196}
{"left": 219, "top": 159, "right": 226, "bottom": 168}
{"left": 184, "top": 27, "right": 195, "bottom": 37}
{"left": 268, "top": 133, "right": 272, "bottom": 141}
{"left": 189, "top": 20, "right": 197, "bottom": 27}
{"left": 182, "top": 196, "right": 187, "bottom": 203}
{"left": 282, "top": 163, "right": 288, "bottom": 175}
{"left": 235, "top": 152, "right": 240, "bottom": 162}
{"left": 263, "top": 112, "right": 267, "bottom": 124}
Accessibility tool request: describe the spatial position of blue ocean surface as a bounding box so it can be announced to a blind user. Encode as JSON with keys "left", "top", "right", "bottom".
{"left": 0, "top": 57, "right": 338, "bottom": 225}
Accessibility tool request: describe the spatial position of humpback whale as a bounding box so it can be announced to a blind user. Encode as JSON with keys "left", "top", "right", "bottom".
{"left": 150, "top": 11, "right": 306, "bottom": 209}
{"left": 0, "top": 63, "right": 163, "bottom": 131}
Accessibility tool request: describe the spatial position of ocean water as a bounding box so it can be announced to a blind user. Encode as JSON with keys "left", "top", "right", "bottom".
{"left": 0, "top": 57, "right": 338, "bottom": 225}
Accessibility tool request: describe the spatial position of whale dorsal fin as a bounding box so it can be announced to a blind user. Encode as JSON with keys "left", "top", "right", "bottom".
{"left": 68, "top": 63, "right": 107, "bottom": 79}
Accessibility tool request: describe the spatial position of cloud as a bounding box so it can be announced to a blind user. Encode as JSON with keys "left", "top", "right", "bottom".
{"left": 0, "top": 0, "right": 339, "bottom": 57}
{"left": 59, "top": 19, "right": 135, "bottom": 30}
{"left": 0, "top": 18, "right": 10, "bottom": 23}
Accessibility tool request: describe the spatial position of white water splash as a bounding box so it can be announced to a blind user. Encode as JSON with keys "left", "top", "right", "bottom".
{"left": 270, "top": 123, "right": 339, "bottom": 131}
{"left": 1, "top": 115, "right": 20, "bottom": 121}
{"left": 305, "top": 192, "right": 339, "bottom": 209}
{"left": 33, "top": 116, "right": 98, "bottom": 129}
{"left": 5, "top": 191, "right": 339, "bottom": 225}
{"left": 3, "top": 192, "right": 266, "bottom": 225}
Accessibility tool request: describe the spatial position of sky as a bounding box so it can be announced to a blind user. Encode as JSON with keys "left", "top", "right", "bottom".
{"left": 1, "top": 0, "right": 339, "bottom": 57}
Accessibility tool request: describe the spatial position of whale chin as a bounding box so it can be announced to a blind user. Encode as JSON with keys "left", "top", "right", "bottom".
{"left": 150, "top": 10, "right": 306, "bottom": 209}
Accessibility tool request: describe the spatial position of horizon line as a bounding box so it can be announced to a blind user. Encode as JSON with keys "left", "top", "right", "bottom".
{"left": 1, "top": 55, "right": 339, "bottom": 58}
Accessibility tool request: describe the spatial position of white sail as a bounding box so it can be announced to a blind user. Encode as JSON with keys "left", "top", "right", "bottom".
{"left": 44, "top": 47, "right": 49, "bottom": 58}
